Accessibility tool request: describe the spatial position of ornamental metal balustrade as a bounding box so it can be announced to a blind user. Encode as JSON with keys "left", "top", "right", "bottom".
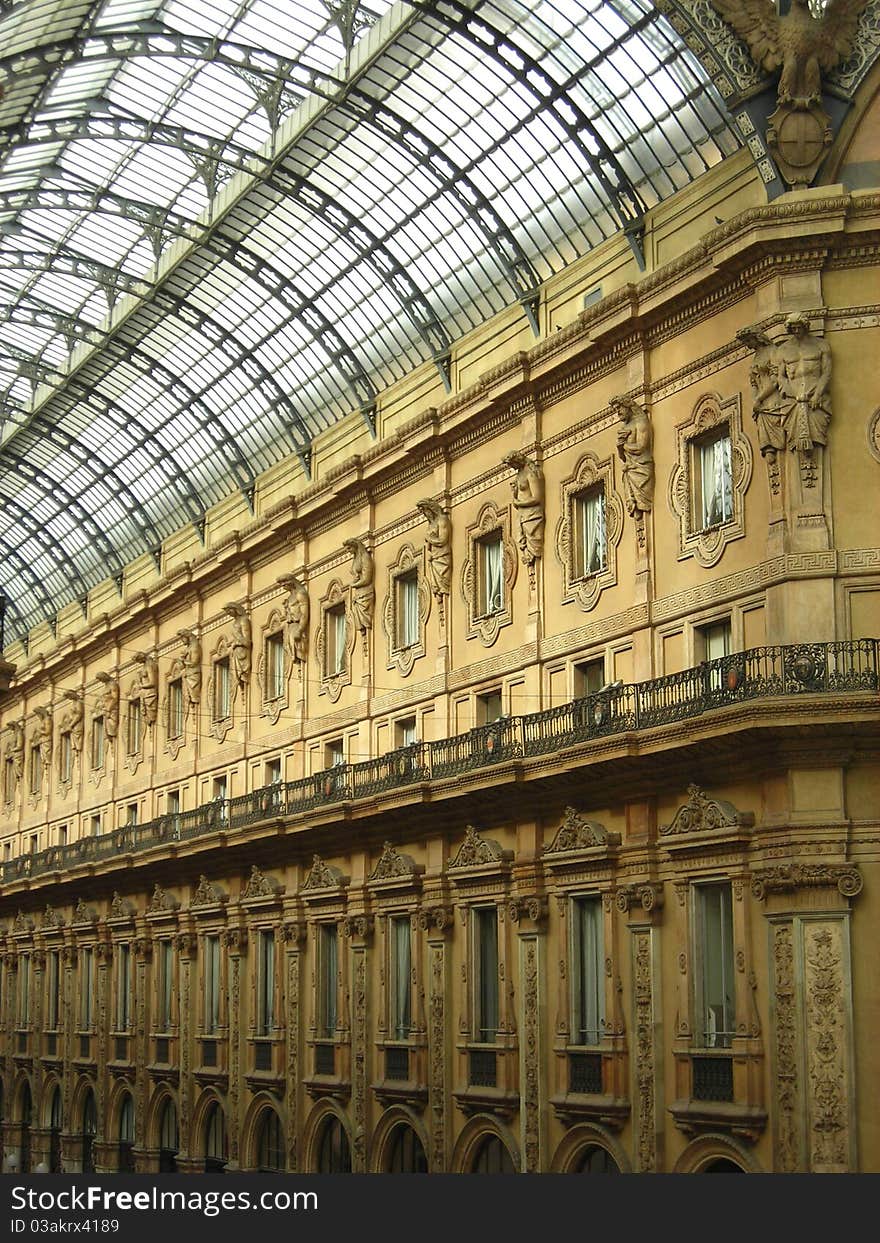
{"left": 1, "top": 639, "right": 876, "bottom": 887}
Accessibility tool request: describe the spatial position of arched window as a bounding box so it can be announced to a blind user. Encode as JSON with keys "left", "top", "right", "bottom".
{"left": 470, "top": 1135, "right": 515, "bottom": 1174}
{"left": 572, "top": 1145, "right": 620, "bottom": 1173}
{"left": 19, "top": 1081, "right": 33, "bottom": 1174}
{"left": 256, "top": 1109, "right": 285, "bottom": 1173}
{"left": 118, "top": 1096, "right": 135, "bottom": 1173}
{"left": 386, "top": 1124, "right": 428, "bottom": 1174}
{"left": 81, "top": 1091, "right": 97, "bottom": 1175}
{"left": 204, "top": 1102, "right": 227, "bottom": 1173}
{"left": 316, "top": 1116, "right": 351, "bottom": 1173}
{"left": 158, "top": 1099, "right": 179, "bottom": 1173}
{"left": 49, "top": 1088, "right": 63, "bottom": 1173}
{"left": 702, "top": 1158, "right": 745, "bottom": 1173}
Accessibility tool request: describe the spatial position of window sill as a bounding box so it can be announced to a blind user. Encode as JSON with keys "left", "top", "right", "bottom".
{"left": 669, "top": 1098, "right": 767, "bottom": 1143}
{"left": 550, "top": 1092, "right": 630, "bottom": 1130}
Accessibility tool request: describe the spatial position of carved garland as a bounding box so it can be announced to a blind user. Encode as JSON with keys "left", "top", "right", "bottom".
{"left": 554, "top": 451, "right": 624, "bottom": 612}
{"left": 460, "top": 500, "right": 517, "bottom": 647}
{"left": 669, "top": 391, "right": 753, "bottom": 568}
{"left": 382, "top": 543, "right": 431, "bottom": 677}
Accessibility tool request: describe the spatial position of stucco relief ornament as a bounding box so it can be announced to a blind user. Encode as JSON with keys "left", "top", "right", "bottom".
{"left": 417, "top": 498, "right": 452, "bottom": 623}
{"left": 176, "top": 628, "right": 202, "bottom": 709}
{"left": 41, "top": 904, "right": 65, "bottom": 929}
{"left": 777, "top": 312, "right": 832, "bottom": 488}
{"left": 612, "top": 396, "right": 654, "bottom": 549}
{"left": 192, "top": 875, "right": 225, "bottom": 907}
{"left": 369, "top": 841, "right": 418, "bottom": 881}
{"left": 544, "top": 806, "right": 620, "bottom": 853}
{"left": 343, "top": 537, "right": 374, "bottom": 658}
{"left": 3, "top": 719, "right": 24, "bottom": 803}
{"left": 223, "top": 602, "right": 252, "bottom": 689}
{"left": 242, "top": 864, "right": 280, "bottom": 899}
{"left": 709, "top": 0, "right": 869, "bottom": 187}
{"left": 147, "top": 883, "right": 178, "bottom": 913}
{"left": 278, "top": 574, "right": 310, "bottom": 667}
{"left": 738, "top": 326, "right": 784, "bottom": 495}
{"left": 32, "top": 706, "right": 53, "bottom": 773}
{"left": 301, "top": 854, "right": 343, "bottom": 891}
{"left": 132, "top": 652, "right": 159, "bottom": 727}
{"left": 502, "top": 451, "right": 544, "bottom": 588}
{"left": 660, "top": 784, "right": 755, "bottom": 835}
{"left": 95, "top": 672, "right": 120, "bottom": 742}
{"left": 449, "top": 824, "right": 505, "bottom": 869}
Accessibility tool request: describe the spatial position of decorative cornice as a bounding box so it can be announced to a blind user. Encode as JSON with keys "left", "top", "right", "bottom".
{"left": 751, "top": 864, "right": 863, "bottom": 901}
{"left": 301, "top": 854, "right": 345, "bottom": 892}
{"left": 368, "top": 841, "right": 421, "bottom": 882}
{"left": 241, "top": 864, "right": 282, "bottom": 901}
{"left": 448, "top": 825, "right": 509, "bottom": 870}
{"left": 147, "top": 884, "right": 179, "bottom": 914}
{"left": 660, "top": 785, "right": 755, "bottom": 836}
{"left": 191, "top": 875, "right": 227, "bottom": 907}
{"left": 544, "top": 807, "right": 620, "bottom": 853}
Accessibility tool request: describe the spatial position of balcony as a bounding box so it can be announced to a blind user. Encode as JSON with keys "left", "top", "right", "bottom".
{"left": 1, "top": 640, "right": 875, "bottom": 888}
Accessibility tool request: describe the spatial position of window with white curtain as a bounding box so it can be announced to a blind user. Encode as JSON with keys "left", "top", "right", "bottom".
{"left": 695, "top": 883, "right": 735, "bottom": 1048}
{"left": 389, "top": 915, "right": 412, "bottom": 1041}
{"left": 474, "top": 907, "right": 499, "bottom": 1043}
{"left": 212, "top": 657, "right": 231, "bottom": 721}
{"left": 326, "top": 605, "right": 346, "bottom": 676}
{"left": 203, "top": 935, "right": 221, "bottom": 1034}
{"left": 257, "top": 930, "right": 275, "bottom": 1036}
{"left": 168, "top": 680, "right": 184, "bottom": 738}
{"left": 574, "top": 487, "right": 606, "bottom": 577}
{"left": 479, "top": 535, "right": 504, "bottom": 615}
{"left": 396, "top": 572, "right": 419, "bottom": 648}
{"left": 91, "top": 716, "right": 105, "bottom": 769}
{"left": 265, "top": 633, "right": 285, "bottom": 701}
{"left": 126, "top": 698, "right": 142, "bottom": 755}
{"left": 571, "top": 897, "right": 604, "bottom": 1046}
{"left": 698, "top": 430, "right": 733, "bottom": 529}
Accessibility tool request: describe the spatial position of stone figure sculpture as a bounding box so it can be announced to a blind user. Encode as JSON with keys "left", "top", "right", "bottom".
{"left": 343, "top": 538, "right": 375, "bottom": 638}
{"left": 95, "top": 672, "right": 120, "bottom": 740}
{"left": 176, "top": 629, "right": 202, "bottom": 708}
{"left": 776, "top": 313, "right": 832, "bottom": 454}
{"left": 133, "top": 652, "right": 159, "bottom": 727}
{"left": 613, "top": 396, "right": 655, "bottom": 517}
{"left": 417, "top": 499, "right": 452, "bottom": 600}
{"left": 738, "top": 327, "right": 784, "bottom": 461}
{"left": 33, "top": 707, "right": 53, "bottom": 768}
{"left": 278, "top": 574, "right": 310, "bottom": 664}
{"left": 223, "top": 603, "right": 252, "bottom": 688}
{"left": 502, "top": 451, "right": 544, "bottom": 565}
{"left": 5, "top": 719, "right": 24, "bottom": 785}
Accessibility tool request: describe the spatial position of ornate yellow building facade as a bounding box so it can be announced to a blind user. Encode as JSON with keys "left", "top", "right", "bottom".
{"left": 1, "top": 4, "right": 879, "bottom": 1178}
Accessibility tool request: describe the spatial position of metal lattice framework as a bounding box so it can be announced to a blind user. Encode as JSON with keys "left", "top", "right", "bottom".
{"left": 0, "top": 0, "right": 740, "bottom": 644}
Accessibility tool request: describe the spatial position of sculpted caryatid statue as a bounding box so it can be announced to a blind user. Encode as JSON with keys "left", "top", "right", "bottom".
{"left": 709, "top": 0, "right": 869, "bottom": 107}
{"left": 343, "top": 538, "right": 375, "bottom": 639}
{"left": 738, "top": 327, "right": 784, "bottom": 461}
{"left": 60, "top": 689, "right": 84, "bottom": 755}
{"left": 776, "top": 313, "right": 832, "bottom": 454}
{"left": 177, "top": 628, "right": 202, "bottom": 708}
{"left": 613, "top": 396, "right": 655, "bottom": 518}
{"left": 416, "top": 498, "right": 452, "bottom": 600}
{"left": 502, "top": 451, "right": 544, "bottom": 565}
{"left": 133, "top": 652, "right": 159, "bottom": 726}
{"left": 223, "top": 603, "right": 252, "bottom": 688}
{"left": 5, "top": 720, "right": 24, "bottom": 786}
{"left": 33, "top": 707, "right": 53, "bottom": 769}
{"left": 278, "top": 574, "right": 310, "bottom": 664}
{"left": 95, "top": 672, "right": 120, "bottom": 741}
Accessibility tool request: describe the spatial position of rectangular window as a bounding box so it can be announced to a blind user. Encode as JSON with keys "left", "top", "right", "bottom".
{"left": 60, "top": 733, "right": 73, "bottom": 783}
{"left": 29, "top": 833, "right": 38, "bottom": 854}
{"left": 265, "top": 757, "right": 282, "bottom": 786}
{"left": 257, "top": 930, "right": 275, "bottom": 1036}
{"left": 79, "top": 948, "right": 94, "bottom": 1029}
{"left": 696, "top": 429, "right": 733, "bottom": 530}
{"left": 474, "top": 907, "right": 499, "bottom": 1043}
{"left": 477, "top": 691, "right": 503, "bottom": 725}
{"left": 157, "top": 940, "right": 173, "bottom": 1030}
{"left": 18, "top": 954, "right": 31, "bottom": 1027}
{"left": 574, "top": 487, "right": 606, "bottom": 578}
{"left": 575, "top": 659, "right": 605, "bottom": 699}
{"left": 4, "top": 757, "right": 15, "bottom": 802}
{"left": 57, "top": 824, "right": 68, "bottom": 847}
{"left": 696, "top": 883, "right": 735, "bottom": 1048}
{"left": 265, "top": 633, "right": 286, "bottom": 701}
{"left": 203, "top": 934, "right": 221, "bottom": 1034}
{"left": 126, "top": 698, "right": 142, "bottom": 755}
{"left": 389, "top": 915, "right": 412, "bottom": 1041}
{"left": 212, "top": 775, "right": 228, "bottom": 825}
{"left": 116, "top": 943, "right": 132, "bottom": 1031}
{"left": 571, "top": 897, "right": 604, "bottom": 1046}
{"left": 478, "top": 534, "right": 504, "bottom": 616}
{"left": 318, "top": 924, "right": 338, "bottom": 1039}
{"left": 395, "top": 572, "right": 419, "bottom": 648}
{"left": 91, "top": 716, "right": 105, "bottom": 770}
{"left": 29, "top": 746, "right": 42, "bottom": 795}
{"left": 168, "top": 679, "right": 184, "bottom": 739}
{"left": 325, "top": 738, "right": 344, "bottom": 769}
{"left": 90, "top": 814, "right": 101, "bottom": 837}
{"left": 46, "top": 949, "right": 61, "bottom": 1030}
{"left": 326, "top": 606, "right": 346, "bottom": 677}
{"left": 166, "top": 789, "right": 181, "bottom": 837}
{"left": 699, "top": 620, "right": 732, "bottom": 693}
{"left": 125, "top": 803, "right": 138, "bottom": 826}
{"left": 213, "top": 657, "right": 231, "bottom": 721}
{"left": 395, "top": 717, "right": 417, "bottom": 748}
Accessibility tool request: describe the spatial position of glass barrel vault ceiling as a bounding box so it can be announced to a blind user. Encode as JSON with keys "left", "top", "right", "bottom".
{"left": 0, "top": 0, "right": 740, "bottom": 644}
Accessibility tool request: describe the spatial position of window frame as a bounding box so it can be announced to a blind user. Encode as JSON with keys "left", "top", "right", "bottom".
{"left": 472, "top": 905, "right": 500, "bottom": 1045}
{"left": 572, "top": 484, "right": 608, "bottom": 580}
{"left": 570, "top": 895, "right": 605, "bottom": 1048}
{"left": 693, "top": 881, "right": 736, "bottom": 1050}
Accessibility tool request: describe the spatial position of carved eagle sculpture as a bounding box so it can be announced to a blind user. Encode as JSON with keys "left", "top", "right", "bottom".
{"left": 709, "top": 0, "right": 868, "bottom": 105}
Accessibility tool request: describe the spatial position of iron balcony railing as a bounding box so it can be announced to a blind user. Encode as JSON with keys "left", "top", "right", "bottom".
{"left": 2, "top": 639, "right": 876, "bottom": 886}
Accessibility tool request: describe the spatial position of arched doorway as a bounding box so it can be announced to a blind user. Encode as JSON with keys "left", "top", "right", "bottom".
{"left": 315, "top": 1115, "right": 351, "bottom": 1173}
{"left": 386, "top": 1123, "right": 428, "bottom": 1173}
{"left": 256, "top": 1108, "right": 285, "bottom": 1173}
{"left": 470, "top": 1134, "right": 516, "bottom": 1174}
{"left": 203, "top": 1102, "right": 227, "bottom": 1174}
{"left": 702, "top": 1158, "right": 745, "bottom": 1173}
{"left": 571, "top": 1144, "right": 620, "bottom": 1173}
{"left": 118, "top": 1096, "right": 135, "bottom": 1173}
{"left": 158, "top": 1099, "right": 179, "bottom": 1173}
{"left": 19, "top": 1081, "right": 32, "bottom": 1174}
{"left": 81, "top": 1091, "right": 97, "bottom": 1175}
{"left": 48, "top": 1088, "right": 63, "bottom": 1173}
